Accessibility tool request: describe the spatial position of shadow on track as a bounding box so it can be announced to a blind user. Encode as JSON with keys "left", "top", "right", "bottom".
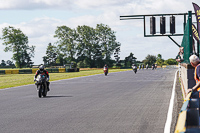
{"left": 44, "top": 95, "right": 73, "bottom": 98}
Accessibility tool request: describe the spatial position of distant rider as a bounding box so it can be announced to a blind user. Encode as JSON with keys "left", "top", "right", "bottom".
{"left": 155, "top": 64, "right": 157, "bottom": 69}
{"left": 152, "top": 63, "right": 155, "bottom": 70}
{"left": 132, "top": 64, "right": 137, "bottom": 70}
{"left": 139, "top": 64, "right": 141, "bottom": 70}
{"left": 146, "top": 64, "right": 148, "bottom": 69}
{"left": 104, "top": 64, "right": 108, "bottom": 71}
{"left": 34, "top": 65, "right": 50, "bottom": 91}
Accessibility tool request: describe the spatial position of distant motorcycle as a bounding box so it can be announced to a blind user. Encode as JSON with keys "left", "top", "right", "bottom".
{"left": 132, "top": 66, "right": 137, "bottom": 74}
{"left": 139, "top": 65, "right": 141, "bottom": 70}
{"left": 146, "top": 65, "right": 148, "bottom": 69}
{"left": 155, "top": 64, "right": 157, "bottom": 69}
{"left": 34, "top": 74, "right": 48, "bottom": 98}
{"left": 104, "top": 67, "right": 108, "bottom": 76}
{"left": 152, "top": 65, "right": 154, "bottom": 70}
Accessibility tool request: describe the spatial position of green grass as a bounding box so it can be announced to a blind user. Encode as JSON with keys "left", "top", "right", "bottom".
{"left": 0, "top": 69, "right": 130, "bottom": 89}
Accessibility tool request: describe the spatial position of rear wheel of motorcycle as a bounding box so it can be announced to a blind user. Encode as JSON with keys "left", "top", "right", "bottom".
{"left": 38, "top": 85, "right": 42, "bottom": 98}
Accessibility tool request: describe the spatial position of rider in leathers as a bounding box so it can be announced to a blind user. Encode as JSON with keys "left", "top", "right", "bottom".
{"left": 34, "top": 65, "right": 50, "bottom": 91}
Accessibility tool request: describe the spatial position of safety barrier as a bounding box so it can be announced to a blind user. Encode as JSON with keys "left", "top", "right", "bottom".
{"left": 0, "top": 68, "right": 80, "bottom": 74}
{"left": 46, "top": 68, "right": 59, "bottom": 73}
{"left": 0, "top": 70, "right": 5, "bottom": 74}
{"left": 175, "top": 91, "right": 200, "bottom": 133}
{"left": 19, "top": 69, "right": 32, "bottom": 74}
{"left": 58, "top": 68, "right": 66, "bottom": 73}
{"left": 5, "top": 69, "right": 19, "bottom": 74}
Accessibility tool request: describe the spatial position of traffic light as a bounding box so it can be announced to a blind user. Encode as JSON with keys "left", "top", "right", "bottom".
{"left": 170, "top": 16, "right": 175, "bottom": 34}
{"left": 160, "top": 17, "right": 166, "bottom": 34}
{"left": 150, "top": 16, "right": 156, "bottom": 34}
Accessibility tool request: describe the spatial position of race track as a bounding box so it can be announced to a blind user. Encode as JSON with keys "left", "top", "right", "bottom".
{"left": 0, "top": 68, "right": 177, "bottom": 133}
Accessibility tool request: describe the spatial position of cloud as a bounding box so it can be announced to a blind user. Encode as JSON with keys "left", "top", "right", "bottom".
{"left": 0, "top": 0, "right": 73, "bottom": 10}
{"left": 0, "top": 0, "right": 199, "bottom": 65}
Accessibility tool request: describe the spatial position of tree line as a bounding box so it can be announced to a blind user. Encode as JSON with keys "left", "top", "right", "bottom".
{"left": 43, "top": 24, "right": 120, "bottom": 68}
{"left": 0, "top": 24, "right": 177, "bottom": 68}
{"left": 0, "top": 24, "right": 121, "bottom": 68}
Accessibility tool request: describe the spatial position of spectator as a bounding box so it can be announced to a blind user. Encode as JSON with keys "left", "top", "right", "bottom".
{"left": 176, "top": 47, "right": 184, "bottom": 63}
{"left": 187, "top": 55, "right": 200, "bottom": 94}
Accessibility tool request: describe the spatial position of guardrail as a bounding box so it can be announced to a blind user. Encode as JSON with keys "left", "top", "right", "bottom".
{"left": 0, "top": 68, "right": 79, "bottom": 74}
{"left": 175, "top": 91, "right": 200, "bottom": 133}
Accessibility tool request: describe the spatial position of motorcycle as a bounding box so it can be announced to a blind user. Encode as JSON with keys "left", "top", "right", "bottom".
{"left": 132, "top": 66, "right": 137, "bottom": 74}
{"left": 139, "top": 65, "right": 141, "bottom": 70}
{"left": 34, "top": 74, "right": 48, "bottom": 98}
{"left": 146, "top": 65, "right": 148, "bottom": 69}
{"left": 104, "top": 67, "right": 108, "bottom": 76}
{"left": 152, "top": 65, "right": 154, "bottom": 70}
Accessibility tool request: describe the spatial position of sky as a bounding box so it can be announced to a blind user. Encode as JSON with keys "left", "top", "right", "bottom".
{"left": 0, "top": 0, "right": 199, "bottom": 65}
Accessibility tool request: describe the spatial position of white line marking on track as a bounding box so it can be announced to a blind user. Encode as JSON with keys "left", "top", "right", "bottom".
{"left": 164, "top": 70, "right": 178, "bottom": 133}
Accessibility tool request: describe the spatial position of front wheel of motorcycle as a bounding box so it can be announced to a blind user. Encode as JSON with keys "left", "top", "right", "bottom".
{"left": 42, "top": 84, "right": 47, "bottom": 97}
{"left": 105, "top": 72, "right": 107, "bottom": 76}
{"left": 38, "top": 85, "right": 42, "bottom": 98}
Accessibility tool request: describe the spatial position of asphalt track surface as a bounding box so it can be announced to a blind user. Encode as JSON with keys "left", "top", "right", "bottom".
{"left": 0, "top": 68, "right": 177, "bottom": 133}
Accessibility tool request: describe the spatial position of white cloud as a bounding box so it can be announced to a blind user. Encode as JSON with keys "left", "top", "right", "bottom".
{"left": 0, "top": 0, "right": 199, "bottom": 64}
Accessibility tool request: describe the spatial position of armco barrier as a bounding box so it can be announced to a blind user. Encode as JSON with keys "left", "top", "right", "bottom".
{"left": 66, "top": 68, "right": 79, "bottom": 72}
{"left": 0, "top": 70, "right": 5, "bottom": 74}
{"left": 0, "top": 68, "right": 81, "bottom": 74}
{"left": 5, "top": 70, "right": 19, "bottom": 74}
{"left": 46, "top": 68, "right": 59, "bottom": 73}
{"left": 175, "top": 92, "right": 200, "bottom": 133}
{"left": 19, "top": 69, "right": 32, "bottom": 74}
{"left": 58, "top": 68, "right": 65, "bottom": 73}
{"left": 32, "top": 69, "right": 37, "bottom": 74}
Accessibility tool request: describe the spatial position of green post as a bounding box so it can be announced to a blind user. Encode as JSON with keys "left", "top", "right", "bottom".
{"left": 181, "top": 11, "right": 193, "bottom": 63}
{"left": 188, "top": 11, "right": 193, "bottom": 56}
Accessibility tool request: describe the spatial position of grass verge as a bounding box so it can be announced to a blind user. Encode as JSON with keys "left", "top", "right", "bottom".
{"left": 0, "top": 69, "right": 130, "bottom": 89}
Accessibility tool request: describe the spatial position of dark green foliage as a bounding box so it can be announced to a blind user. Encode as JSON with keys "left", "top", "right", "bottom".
{"left": 1, "top": 26, "right": 35, "bottom": 68}
{"left": 124, "top": 53, "right": 137, "bottom": 67}
{"left": 53, "top": 23, "right": 121, "bottom": 68}
{"left": 142, "top": 54, "right": 157, "bottom": 65}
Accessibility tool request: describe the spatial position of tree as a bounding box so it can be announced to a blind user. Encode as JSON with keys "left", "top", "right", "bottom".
{"left": 43, "top": 56, "right": 48, "bottom": 66}
{"left": 96, "top": 24, "right": 120, "bottom": 59}
{"left": 157, "top": 54, "right": 162, "bottom": 59}
{"left": 1, "top": 60, "right": 6, "bottom": 67}
{"left": 44, "top": 43, "right": 57, "bottom": 66}
{"left": 54, "top": 26, "right": 78, "bottom": 62}
{"left": 56, "top": 54, "right": 65, "bottom": 66}
{"left": 96, "top": 23, "right": 121, "bottom": 66}
{"left": 6, "top": 60, "right": 14, "bottom": 66}
{"left": 143, "top": 54, "right": 157, "bottom": 65}
{"left": 156, "top": 54, "right": 164, "bottom": 66}
{"left": 76, "top": 25, "right": 97, "bottom": 67}
{"left": 114, "top": 46, "right": 120, "bottom": 64}
{"left": 1, "top": 26, "right": 35, "bottom": 68}
{"left": 164, "top": 58, "right": 178, "bottom": 65}
{"left": 124, "top": 53, "right": 137, "bottom": 67}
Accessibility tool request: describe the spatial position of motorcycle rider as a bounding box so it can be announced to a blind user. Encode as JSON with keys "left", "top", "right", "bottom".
{"left": 146, "top": 64, "right": 149, "bottom": 69}
{"left": 34, "top": 65, "right": 50, "bottom": 91}
{"left": 132, "top": 64, "right": 137, "bottom": 73}
{"left": 152, "top": 63, "right": 155, "bottom": 70}
{"left": 104, "top": 64, "right": 108, "bottom": 71}
{"left": 142, "top": 64, "right": 144, "bottom": 69}
{"left": 155, "top": 64, "right": 157, "bottom": 69}
{"left": 139, "top": 64, "right": 141, "bottom": 70}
